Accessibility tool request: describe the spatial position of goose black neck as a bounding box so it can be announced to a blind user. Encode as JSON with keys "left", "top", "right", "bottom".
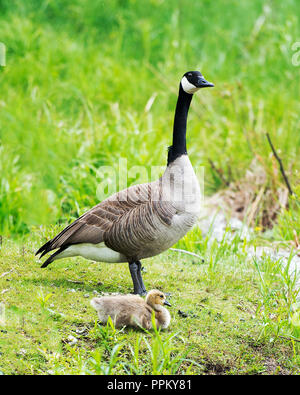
{"left": 167, "top": 84, "right": 193, "bottom": 165}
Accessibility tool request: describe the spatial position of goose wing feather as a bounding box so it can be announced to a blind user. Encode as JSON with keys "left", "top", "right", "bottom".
{"left": 36, "top": 181, "right": 176, "bottom": 260}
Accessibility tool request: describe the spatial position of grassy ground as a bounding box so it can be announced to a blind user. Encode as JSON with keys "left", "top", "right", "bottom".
{"left": 0, "top": 226, "right": 299, "bottom": 375}
{"left": 1, "top": 0, "right": 300, "bottom": 375}
{"left": 1, "top": 0, "right": 300, "bottom": 237}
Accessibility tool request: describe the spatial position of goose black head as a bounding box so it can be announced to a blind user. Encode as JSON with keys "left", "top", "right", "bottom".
{"left": 180, "top": 71, "right": 214, "bottom": 94}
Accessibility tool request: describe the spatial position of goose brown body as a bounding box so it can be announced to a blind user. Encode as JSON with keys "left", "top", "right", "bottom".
{"left": 37, "top": 155, "right": 200, "bottom": 265}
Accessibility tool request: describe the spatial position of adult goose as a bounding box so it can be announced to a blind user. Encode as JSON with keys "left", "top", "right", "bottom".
{"left": 36, "top": 71, "right": 214, "bottom": 295}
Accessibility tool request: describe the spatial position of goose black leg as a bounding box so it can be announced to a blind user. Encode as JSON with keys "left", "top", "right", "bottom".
{"left": 129, "top": 261, "right": 147, "bottom": 296}
{"left": 136, "top": 260, "right": 147, "bottom": 295}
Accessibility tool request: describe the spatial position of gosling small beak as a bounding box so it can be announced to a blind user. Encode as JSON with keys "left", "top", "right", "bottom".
{"left": 196, "top": 77, "right": 214, "bottom": 88}
{"left": 164, "top": 300, "right": 171, "bottom": 307}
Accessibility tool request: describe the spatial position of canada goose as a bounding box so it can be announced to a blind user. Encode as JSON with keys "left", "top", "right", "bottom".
{"left": 36, "top": 71, "right": 214, "bottom": 295}
{"left": 90, "top": 289, "right": 171, "bottom": 329}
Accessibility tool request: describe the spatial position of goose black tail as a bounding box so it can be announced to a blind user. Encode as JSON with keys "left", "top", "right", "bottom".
{"left": 40, "top": 246, "right": 68, "bottom": 268}
{"left": 35, "top": 240, "right": 51, "bottom": 257}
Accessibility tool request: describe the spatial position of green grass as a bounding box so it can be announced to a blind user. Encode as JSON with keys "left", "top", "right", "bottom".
{"left": 1, "top": 0, "right": 300, "bottom": 375}
{"left": 0, "top": 228, "right": 299, "bottom": 375}
{"left": 0, "top": 0, "right": 300, "bottom": 237}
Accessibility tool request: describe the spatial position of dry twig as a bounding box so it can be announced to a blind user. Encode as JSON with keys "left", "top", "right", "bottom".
{"left": 170, "top": 248, "right": 204, "bottom": 261}
{"left": 266, "top": 133, "right": 294, "bottom": 196}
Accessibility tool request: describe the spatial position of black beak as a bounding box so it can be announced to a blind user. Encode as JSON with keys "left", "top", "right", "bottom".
{"left": 164, "top": 300, "right": 171, "bottom": 307}
{"left": 196, "top": 77, "right": 214, "bottom": 88}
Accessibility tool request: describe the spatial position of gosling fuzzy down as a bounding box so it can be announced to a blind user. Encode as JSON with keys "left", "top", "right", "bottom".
{"left": 90, "top": 289, "right": 171, "bottom": 330}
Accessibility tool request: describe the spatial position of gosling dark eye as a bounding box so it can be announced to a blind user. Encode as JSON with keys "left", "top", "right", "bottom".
{"left": 160, "top": 295, "right": 163, "bottom": 298}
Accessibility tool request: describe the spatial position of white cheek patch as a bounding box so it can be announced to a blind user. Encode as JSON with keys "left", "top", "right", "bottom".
{"left": 181, "top": 76, "right": 199, "bottom": 94}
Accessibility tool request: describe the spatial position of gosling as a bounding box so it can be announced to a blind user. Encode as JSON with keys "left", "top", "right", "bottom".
{"left": 90, "top": 289, "right": 171, "bottom": 330}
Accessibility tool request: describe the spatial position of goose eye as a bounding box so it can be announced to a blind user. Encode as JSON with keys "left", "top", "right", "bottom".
{"left": 160, "top": 295, "right": 163, "bottom": 298}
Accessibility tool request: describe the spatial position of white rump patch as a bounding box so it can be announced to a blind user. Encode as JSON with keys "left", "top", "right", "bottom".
{"left": 56, "top": 242, "right": 127, "bottom": 263}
